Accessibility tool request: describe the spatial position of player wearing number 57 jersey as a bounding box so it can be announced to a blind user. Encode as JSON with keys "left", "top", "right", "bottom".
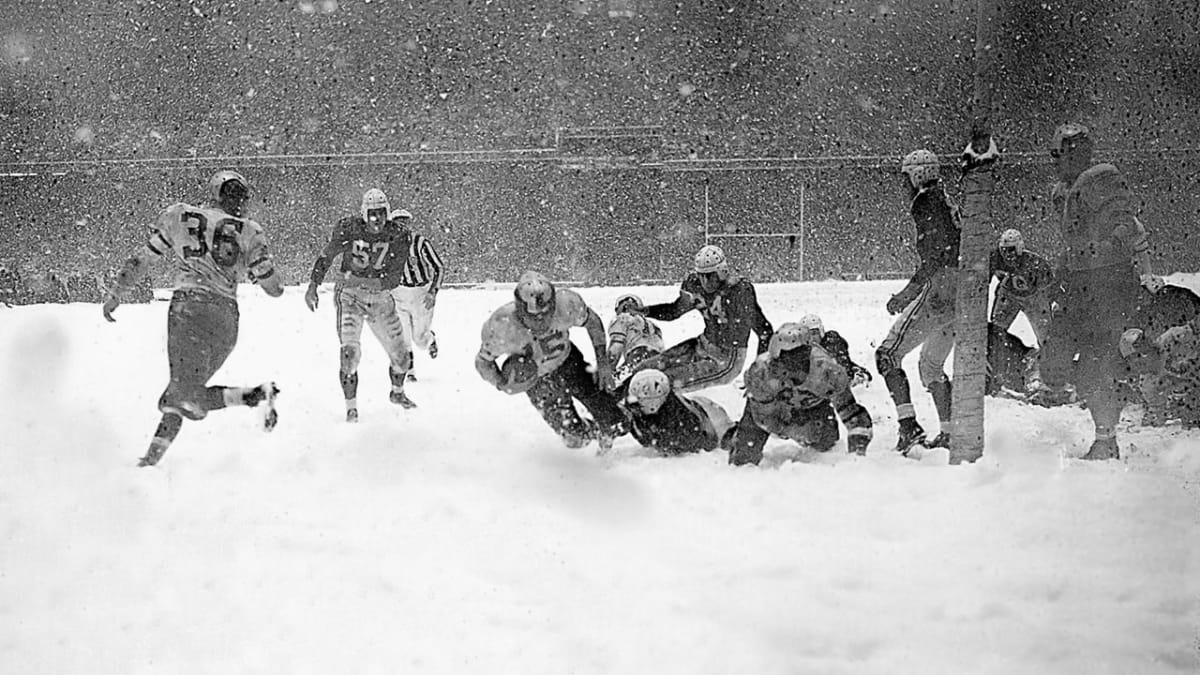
{"left": 475, "top": 271, "right": 626, "bottom": 451}
{"left": 102, "top": 170, "right": 284, "bottom": 467}
{"left": 305, "top": 188, "right": 414, "bottom": 421}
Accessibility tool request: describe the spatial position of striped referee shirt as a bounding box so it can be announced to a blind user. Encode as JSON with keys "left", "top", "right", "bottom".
{"left": 399, "top": 232, "right": 444, "bottom": 288}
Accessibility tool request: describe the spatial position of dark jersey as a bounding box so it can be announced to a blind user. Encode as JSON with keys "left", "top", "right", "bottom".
{"left": 310, "top": 216, "right": 412, "bottom": 290}
{"left": 645, "top": 273, "right": 774, "bottom": 354}
{"left": 903, "top": 183, "right": 960, "bottom": 293}
{"left": 988, "top": 249, "right": 1056, "bottom": 299}
{"left": 627, "top": 393, "right": 719, "bottom": 455}
{"left": 820, "top": 330, "right": 870, "bottom": 382}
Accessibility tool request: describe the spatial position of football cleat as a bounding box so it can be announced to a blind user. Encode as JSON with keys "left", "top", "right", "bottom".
{"left": 428, "top": 333, "right": 439, "bottom": 359}
{"left": 248, "top": 382, "right": 280, "bottom": 431}
{"left": 137, "top": 442, "right": 168, "bottom": 468}
{"left": 927, "top": 431, "right": 951, "bottom": 448}
{"left": 894, "top": 419, "right": 927, "bottom": 456}
{"left": 389, "top": 390, "right": 417, "bottom": 409}
{"left": 346, "top": 408, "right": 359, "bottom": 423}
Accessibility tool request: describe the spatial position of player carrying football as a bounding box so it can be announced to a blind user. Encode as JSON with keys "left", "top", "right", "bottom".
{"left": 102, "top": 170, "right": 283, "bottom": 467}
{"left": 305, "top": 188, "right": 414, "bottom": 421}
{"left": 475, "top": 271, "right": 626, "bottom": 451}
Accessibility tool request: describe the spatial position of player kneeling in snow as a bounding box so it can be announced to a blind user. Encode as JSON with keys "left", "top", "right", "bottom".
{"left": 620, "top": 368, "right": 734, "bottom": 456}
{"left": 475, "top": 271, "right": 627, "bottom": 450}
{"left": 728, "top": 322, "right": 874, "bottom": 466}
{"left": 1119, "top": 317, "right": 1200, "bottom": 429}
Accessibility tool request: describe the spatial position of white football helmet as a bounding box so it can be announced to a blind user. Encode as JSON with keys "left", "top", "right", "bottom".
{"left": 900, "top": 149, "right": 940, "bottom": 189}
{"left": 797, "top": 313, "right": 825, "bottom": 342}
{"left": 768, "top": 322, "right": 809, "bottom": 359}
{"left": 998, "top": 228, "right": 1025, "bottom": 253}
{"left": 360, "top": 188, "right": 391, "bottom": 231}
{"left": 514, "top": 270, "right": 556, "bottom": 316}
{"left": 627, "top": 368, "right": 671, "bottom": 414}
{"left": 615, "top": 293, "right": 643, "bottom": 314}
{"left": 693, "top": 244, "right": 728, "bottom": 274}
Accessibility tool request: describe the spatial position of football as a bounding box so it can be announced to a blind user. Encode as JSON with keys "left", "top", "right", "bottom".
{"left": 500, "top": 354, "right": 539, "bottom": 394}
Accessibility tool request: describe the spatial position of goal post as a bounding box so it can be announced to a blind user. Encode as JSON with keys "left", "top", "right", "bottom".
{"left": 949, "top": 0, "right": 999, "bottom": 465}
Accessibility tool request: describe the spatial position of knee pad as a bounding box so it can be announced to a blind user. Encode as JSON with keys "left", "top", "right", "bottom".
{"left": 340, "top": 345, "right": 361, "bottom": 373}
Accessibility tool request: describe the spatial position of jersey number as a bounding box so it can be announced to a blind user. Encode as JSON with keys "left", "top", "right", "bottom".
{"left": 350, "top": 241, "right": 390, "bottom": 270}
{"left": 533, "top": 331, "right": 569, "bottom": 362}
{"left": 181, "top": 211, "right": 208, "bottom": 258}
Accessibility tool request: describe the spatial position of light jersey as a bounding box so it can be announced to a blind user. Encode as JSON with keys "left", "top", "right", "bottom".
{"left": 607, "top": 312, "right": 664, "bottom": 361}
{"left": 479, "top": 288, "right": 591, "bottom": 376}
{"left": 147, "top": 202, "right": 274, "bottom": 300}
{"left": 742, "top": 345, "right": 851, "bottom": 435}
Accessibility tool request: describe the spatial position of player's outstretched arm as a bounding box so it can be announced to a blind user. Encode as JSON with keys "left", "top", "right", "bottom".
{"left": 583, "top": 308, "right": 613, "bottom": 389}
{"left": 475, "top": 352, "right": 505, "bottom": 390}
{"left": 102, "top": 247, "right": 155, "bottom": 322}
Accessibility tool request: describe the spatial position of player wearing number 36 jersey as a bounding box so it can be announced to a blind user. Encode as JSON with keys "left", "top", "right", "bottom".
{"left": 305, "top": 188, "right": 414, "bottom": 421}
{"left": 475, "top": 271, "right": 626, "bottom": 451}
{"left": 102, "top": 170, "right": 284, "bottom": 467}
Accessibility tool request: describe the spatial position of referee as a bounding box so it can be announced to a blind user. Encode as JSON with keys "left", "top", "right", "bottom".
{"left": 390, "top": 209, "right": 444, "bottom": 375}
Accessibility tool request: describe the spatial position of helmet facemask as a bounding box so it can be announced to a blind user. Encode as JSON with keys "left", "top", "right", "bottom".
{"left": 514, "top": 272, "right": 557, "bottom": 333}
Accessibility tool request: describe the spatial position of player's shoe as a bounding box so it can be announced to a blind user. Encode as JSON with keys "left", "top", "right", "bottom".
{"left": 243, "top": 382, "right": 280, "bottom": 431}
{"left": 428, "top": 334, "right": 438, "bottom": 359}
{"left": 389, "top": 390, "right": 417, "bottom": 409}
{"left": 1081, "top": 437, "right": 1120, "bottom": 461}
{"left": 346, "top": 408, "right": 359, "bottom": 423}
{"left": 926, "top": 431, "right": 950, "bottom": 448}
{"left": 137, "top": 440, "right": 170, "bottom": 467}
{"left": 894, "top": 419, "right": 926, "bottom": 456}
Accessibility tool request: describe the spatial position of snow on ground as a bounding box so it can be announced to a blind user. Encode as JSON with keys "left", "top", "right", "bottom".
{"left": 1, "top": 279, "right": 1197, "bottom": 675}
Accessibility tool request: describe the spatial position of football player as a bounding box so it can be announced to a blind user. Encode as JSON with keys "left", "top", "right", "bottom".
{"left": 1032, "top": 124, "right": 1159, "bottom": 459}
{"left": 606, "top": 293, "right": 664, "bottom": 387}
{"left": 102, "top": 170, "right": 284, "bottom": 467}
{"left": 305, "top": 188, "right": 414, "bottom": 421}
{"left": 795, "top": 313, "right": 872, "bottom": 387}
{"left": 875, "top": 149, "right": 960, "bottom": 452}
{"left": 728, "top": 323, "right": 875, "bottom": 466}
{"left": 638, "top": 244, "right": 774, "bottom": 393}
{"left": 388, "top": 208, "right": 444, "bottom": 380}
{"left": 475, "top": 271, "right": 626, "bottom": 451}
{"left": 620, "top": 368, "right": 734, "bottom": 456}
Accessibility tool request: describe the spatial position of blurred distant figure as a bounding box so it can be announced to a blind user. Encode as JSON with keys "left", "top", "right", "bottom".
{"left": 606, "top": 293, "right": 664, "bottom": 387}
{"left": 875, "top": 149, "right": 960, "bottom": 454}
{"left": 988, "top": 228, "right": 1058, "bottom": 390}
{"left": 102, "top": 170, "right": 283, "bottom": 467}
{"left": 1030, "top": 124, "right": 1161, "bottom": 460}
{"left": 0, "top": 263, "right": 19, "bottom": 306}
{"left": 475, "top": 271, "right": 625, "bottom": 451}
{"left": 638, "top": 244, "right": 774, "bottom": 392}
{"left": 728, "top": 323, "right": 874, "bottom": 466}
{"left": 305, "top": 188, "right": 414, "bottom": 421}
{"left": 619, "top": 368, "right": 734, "bottom": 456}
{"left": 388, "top": 208, "right": 444, "bottom": 380}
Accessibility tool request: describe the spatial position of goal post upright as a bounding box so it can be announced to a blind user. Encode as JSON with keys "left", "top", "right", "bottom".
{"left": 950, "top": 0, "right": 999, "bottom": 464}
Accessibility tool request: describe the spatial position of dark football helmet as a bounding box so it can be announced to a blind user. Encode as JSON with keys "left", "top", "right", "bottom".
{"left": 209, "top": 170, "right": 250, "bottom": 217}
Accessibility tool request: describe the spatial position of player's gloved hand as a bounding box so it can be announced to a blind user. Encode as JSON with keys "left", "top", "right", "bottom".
{"left": 1139, "top": 274, "right": 1165, "bottom": 294}
{"left": 679, "top": 289, "right": 698, "bottom": 308}
{"left": 305, "top": 284, "right": 322, "bottom": 311}
{"left": 423, "top": 289, "right": 438, "bottom": 310}
{"left": 960, "top": 135, "right": 1000, "bottom": 174}
{"left": 886, "top": 293, "right": 911, "bottom": 315}
{"left": 102, "top": 293, "right": 120, "bottom": 322}
{"left": 850, "top": 365, "right": 873, "bottom": 387}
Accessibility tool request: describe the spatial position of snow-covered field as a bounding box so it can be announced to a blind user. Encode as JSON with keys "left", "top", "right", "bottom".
{"left": 2, "top": 278, "right": 1197, "bottom": 674}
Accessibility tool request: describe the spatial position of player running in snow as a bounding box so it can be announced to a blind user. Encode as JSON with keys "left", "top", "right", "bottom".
{"left": 638, "top": 244, "right": 774, "bottom": 392}
{"left": 475, "top": 271, "right": 626, "bottom": 451}
{"left": 875, "top": 149, "right": 960, "bottom": 454}
{"left": 305, "top": 188, "right": 415, "bottom": 421}
{"left": 728, "top": 322, "right": 874, "bottom": 466}
{"left": 102, "top": 170, "right": 283, "bottom": 467}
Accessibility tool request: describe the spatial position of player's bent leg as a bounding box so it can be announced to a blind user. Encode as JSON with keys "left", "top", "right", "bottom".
{"left": 672, "top": 348, "right": 746, "bottom": 393}
{"left": 527, "top": 371, "right": 592, "bottom": 447}
{"left": 138, "top": 412, "right": 183, "bottom": 467}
